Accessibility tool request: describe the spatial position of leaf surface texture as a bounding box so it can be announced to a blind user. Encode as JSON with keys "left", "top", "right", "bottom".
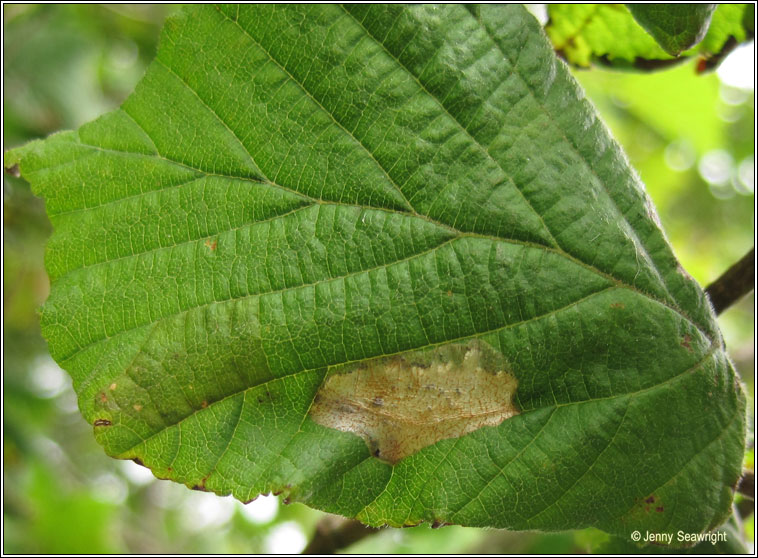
{"left": 5, "top": 4, "right": 744, "bottom": 541}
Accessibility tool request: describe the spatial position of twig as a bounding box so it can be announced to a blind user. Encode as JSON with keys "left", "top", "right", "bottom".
{"left": 737, "top": 471, "right": 754, "bottom": 500}
{"left": 302, "top": 515, "right": 381, "bottom": 555}
{"left": 705, "top": 247, "right": 755, "bottom": 316}
{"left": 303, "top": 516, "right": 380, "bottom": 555}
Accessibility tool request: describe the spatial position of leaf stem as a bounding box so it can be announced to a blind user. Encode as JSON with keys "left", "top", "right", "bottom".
{"left": 705, "top": 247, "right": 755, "bottom": 315}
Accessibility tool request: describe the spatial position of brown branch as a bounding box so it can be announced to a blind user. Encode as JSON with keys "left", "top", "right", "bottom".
{"left": 705, "top": 247, "right": 755, "bottom": 316}
{"left": 302, "top": 515, "right": 381, "bottom": 555}
{"left": 737, "top": 471, "right": 754, "bottom": 500}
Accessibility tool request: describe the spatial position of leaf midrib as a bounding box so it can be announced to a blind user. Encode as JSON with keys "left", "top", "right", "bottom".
{"left": 52, "top": 176, "right": 710, "bottom": 367}
{"left": 48, "top": 139, "right": 713, "bottom": 367}
{"left": 36, "top": 6, "right": 707, "bottom": 353}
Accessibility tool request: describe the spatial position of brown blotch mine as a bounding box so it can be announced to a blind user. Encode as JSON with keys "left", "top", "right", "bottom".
{"left": 310, "top": 339, "right": 519, "bottom": 464}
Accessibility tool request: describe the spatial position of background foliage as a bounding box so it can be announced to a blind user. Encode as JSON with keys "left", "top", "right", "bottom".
{"left": 2, "top": 4, "right": 754, "bottom": 553}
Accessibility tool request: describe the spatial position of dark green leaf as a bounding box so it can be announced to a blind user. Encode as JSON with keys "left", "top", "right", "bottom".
{"left": 627, "top": 4, "right": 717, "bottom": 56}
{"left": 4, "top": 4, "right": 745, "bottom": 544}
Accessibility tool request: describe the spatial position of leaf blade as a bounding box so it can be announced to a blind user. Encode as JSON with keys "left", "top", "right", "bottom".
{"left": 4, "top": 4, "right": 744, "bottom": 544}
{"left": 627, "top": 4, "right": 717, "bottom": 56}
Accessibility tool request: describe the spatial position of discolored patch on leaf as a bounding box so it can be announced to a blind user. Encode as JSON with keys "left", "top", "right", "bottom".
{"left": 310, "top": 339, "right": 519, "bottom": 464}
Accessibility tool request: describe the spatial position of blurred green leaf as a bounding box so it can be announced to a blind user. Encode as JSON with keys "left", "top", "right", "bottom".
{"left": 595, "top": 518, "right": 747, "bottom": 554}
{"left": 3, "top": 4, "right": 172, "bottom": 145}
{"left": 12, "top": 461, "right": 122, "bottom": 554}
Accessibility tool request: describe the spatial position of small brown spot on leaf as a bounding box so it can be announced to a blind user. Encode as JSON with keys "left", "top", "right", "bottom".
{"left": 447, "top": 290, "right": 453, "bottom": 297}
{"left": 192, "top": 475, "right": 210, "bottom": 492}
{"left": 94, "top": 419, "right": 112, "bottom": 427}
{"left": 99, "top": 392, "right": 108, "bottom": 403}
{"left": 610, "top": 302, "right": 625, "bottom": 309}
{"left": 283, "top": 497, "right": 291, "bottom": 505}
{"left": 204, "top": 239, "right": 217, "bottom": 251}
{"left": 656, "top": 506, "right": 664, "bottom": 512}
{"left": 681, "top": 334, "right": 692, "bottom": 351}
{"left": 645, "top": 495, "right": 655, "bottom": 504}
{"left": 133, "top": 404, "right": 143, "bottom": 412}
{"left": 109, "top": 383, "right": 117, "bottom": 391}
{"left": 201, "top": 400, "right": 209, "bottom": 409}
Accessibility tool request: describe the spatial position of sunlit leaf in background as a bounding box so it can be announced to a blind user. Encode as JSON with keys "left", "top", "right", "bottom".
{"left": 547, "top": 4, "right": 754, "bottom": 70}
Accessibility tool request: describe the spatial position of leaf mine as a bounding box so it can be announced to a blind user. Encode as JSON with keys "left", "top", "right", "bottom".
{"left": 310, "top": 339, "right": 519, "bottom": 464}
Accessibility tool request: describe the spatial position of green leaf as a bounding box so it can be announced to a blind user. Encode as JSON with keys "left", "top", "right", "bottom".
{"left": 626, "top": 4, "right": 717, "bottom": 56}
{"left": 4, "top": 4, "right": 745, "bottom": 543}
{"left": 547, "top": 4, "right": 753, "bottom": 70}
